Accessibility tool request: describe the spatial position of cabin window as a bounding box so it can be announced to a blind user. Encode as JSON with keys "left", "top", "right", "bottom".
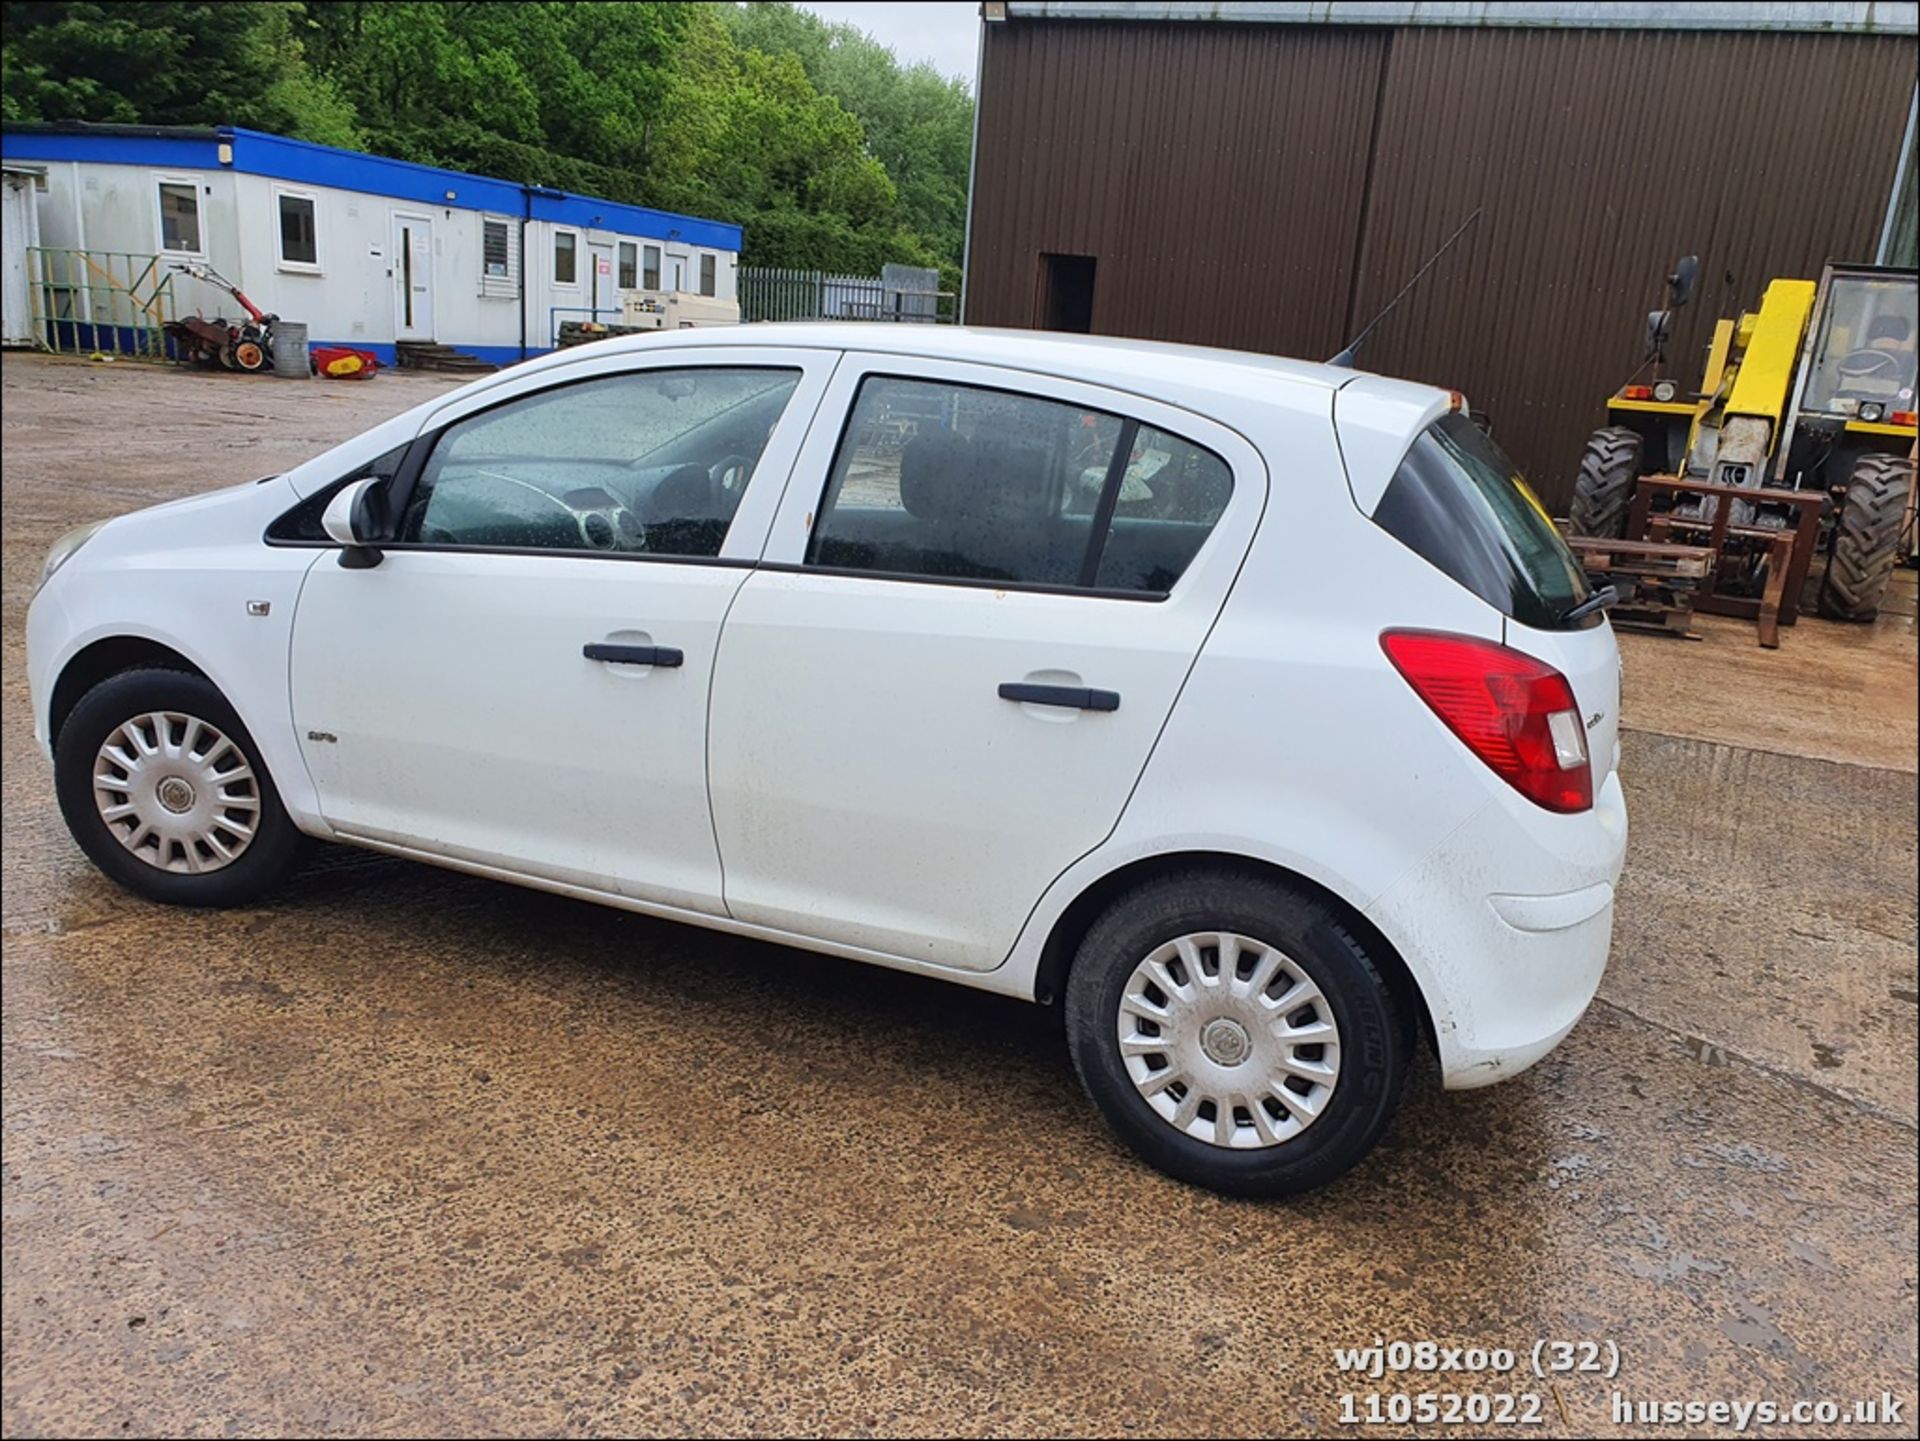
{"left": 483, "top": 220, "right": 510, "bottom": 278}
{"left": 276, "top": 190, "right": 318, "bottom": 269}
{"left": 157, "top": 180, "right": 201, "bottom": 253}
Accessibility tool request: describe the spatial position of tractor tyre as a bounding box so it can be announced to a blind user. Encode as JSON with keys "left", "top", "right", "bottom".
{"left": 232, "top": 339, "right": 268, "bottom": 373}
{"left": 1568, "top": 426, "right": 1642, "bottom": 538}
{"left": 1819, "top": 454, "right": 1913, "bottom": 622}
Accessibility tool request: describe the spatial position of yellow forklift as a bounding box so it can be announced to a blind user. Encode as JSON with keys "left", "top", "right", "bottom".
{"left": 1569, "top": 258, "right": 1918, "bottom": 620}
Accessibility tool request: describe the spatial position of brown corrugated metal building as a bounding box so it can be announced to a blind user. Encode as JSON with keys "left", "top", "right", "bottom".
{"left": 962, "top": 1, "right": 1920, "bottom": 510}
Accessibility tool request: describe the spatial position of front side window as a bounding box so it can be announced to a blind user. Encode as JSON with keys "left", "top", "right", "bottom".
{"left": 1373, "top": 411, "right": 1593, "bottom": 630}
{"left": 806, "top": 376, "right": 1233, "bottom": 593}
{"left": 643, "top": 244, "right": 661, "bottom": 290}
{"left": 277, "top": 192, "right": 317, "bottom": 267}
{"left": 158, "top": 181, "right": 200, "bottom": 253}
{"left": 397, "top": 368, "right": 801, "bottom": 559}
{"left": 482, "top": 220, "right": 510, "bottom": 278}
{"left": 553, "top": 230, "right": 577, "bottom": 285}
{"left": 700, "top": 254, "right": 717, "bottom": 297}
{"left": 618, "top": 242, "right": 637, "bottom": 289}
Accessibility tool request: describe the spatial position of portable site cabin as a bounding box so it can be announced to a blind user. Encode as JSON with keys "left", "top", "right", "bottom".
{"left": 0, "top": 122, "right": 743, "bottom": 366}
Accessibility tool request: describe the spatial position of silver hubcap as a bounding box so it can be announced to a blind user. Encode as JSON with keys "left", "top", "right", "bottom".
{"left": 93, "top": 711, "right": 260, "bottom": 874}
{"left": 1117, "top": 931, "right": 1342, "bottom": 1150}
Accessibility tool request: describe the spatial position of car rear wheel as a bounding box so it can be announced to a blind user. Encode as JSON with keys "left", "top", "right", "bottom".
{"left": 54, "top": 668, "right": 305, "bottom": 907}
{"left": 1065, "top": 869, "right": 1410, "bottom": 1197}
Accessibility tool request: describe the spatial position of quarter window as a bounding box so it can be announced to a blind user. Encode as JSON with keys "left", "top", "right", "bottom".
{"left": 158, "top": 181, "right": 200, "bottom": 253}
{"left": 397, "top": 368, "right": 801, "bottom": 559}
{"left": 267, "top": 444, "right": 411, "bottom": 542}
{"left": 618, "top": 241, "right": 637, "bottom": 289}
{"left": 276, "top": 191, "right": 318, "bottom": 268}
{"left": 553, "top": 230, "right": 577, "bottom": 285}
{"left": 806, "top": 376, "right": 1233, "bottom": 593}
{"left": 1092, "top": 426, "right": 1236, "bottom": 591}
{"left": 482, "top": 219, "right": 510, "bottom": 278}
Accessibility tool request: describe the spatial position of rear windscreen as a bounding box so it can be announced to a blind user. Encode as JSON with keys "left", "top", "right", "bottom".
{"left": 1373, "top": 412, "right": 1596, "bottom": 631}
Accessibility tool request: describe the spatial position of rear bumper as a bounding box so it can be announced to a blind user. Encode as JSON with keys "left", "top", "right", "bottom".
{"left": 1364, "top": 769, "right": 1627, "bottom": 1088}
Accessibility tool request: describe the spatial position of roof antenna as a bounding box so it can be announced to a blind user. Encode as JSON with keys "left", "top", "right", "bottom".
{"left": 1329, "top": 207, "right": 1484, "bottom": 368}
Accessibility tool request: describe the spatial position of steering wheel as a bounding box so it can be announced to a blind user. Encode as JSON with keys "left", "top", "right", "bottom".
{"left": 707, "top": 453, "right": 755, "bottom": 514}
{"left": 1836, "top": 347, "right": 1900, "bottom": 379}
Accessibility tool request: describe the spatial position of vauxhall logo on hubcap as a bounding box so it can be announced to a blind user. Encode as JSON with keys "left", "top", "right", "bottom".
{"left": 1200, "top": 1017, "right": 1251, "bottom": 1066}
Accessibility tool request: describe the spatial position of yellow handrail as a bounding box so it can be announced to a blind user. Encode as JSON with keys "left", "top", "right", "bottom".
{"left": 25, "top": 248, "right": 178, "bottom": 359}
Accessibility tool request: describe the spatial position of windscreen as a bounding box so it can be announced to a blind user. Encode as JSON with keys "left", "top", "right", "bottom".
{"left": 1373, "top": 412, "right": 1596, "bottom": 631}
{"left": 1800, "top": 273, "right": 1919, "bottom": 416}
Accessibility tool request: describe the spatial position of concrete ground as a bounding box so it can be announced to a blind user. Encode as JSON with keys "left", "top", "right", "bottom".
{"left": 3, "top": 353, "right": 1915, "bottom": 1437}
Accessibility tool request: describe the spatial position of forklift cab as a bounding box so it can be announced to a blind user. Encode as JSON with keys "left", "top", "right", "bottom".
{"left": 1776, "top": 264, "right": 1919, "bottom": 491}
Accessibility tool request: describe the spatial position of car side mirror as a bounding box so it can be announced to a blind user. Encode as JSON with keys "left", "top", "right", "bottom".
{"left": 1667, "top": 254, "right": 1699, "bottom": 309}
{"left": 321, "top": 476, "right": 389, "bottom": 569}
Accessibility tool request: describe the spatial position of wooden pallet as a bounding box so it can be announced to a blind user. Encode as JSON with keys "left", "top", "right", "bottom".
{"left": 1564, "top": 535, "right": 1717, "bottom": 639}
{"left": 1628, "top": 477, "right": 1824, "bottom": 646}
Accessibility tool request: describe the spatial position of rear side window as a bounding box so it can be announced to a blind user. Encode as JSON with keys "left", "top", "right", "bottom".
{"left": 806, "top": 376, "right": 1232, "bottom": 594}
{"left": 1374, "top": 412, "right": 1594, "bottom": 630}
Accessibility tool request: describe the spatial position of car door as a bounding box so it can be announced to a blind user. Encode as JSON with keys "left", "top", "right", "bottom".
{"left": 288, "top": 348, "right": 832, "bottom": 915}
{"left": 707, "top": 355, "right": 1267, "bottom": 970}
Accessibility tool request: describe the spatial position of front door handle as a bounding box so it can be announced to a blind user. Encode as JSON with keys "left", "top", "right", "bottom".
{"left": 584, "top": 642, "right": 684, "bottom": 668}
{"left": 998, "top": 682, "right": 1120, "bottom": 712}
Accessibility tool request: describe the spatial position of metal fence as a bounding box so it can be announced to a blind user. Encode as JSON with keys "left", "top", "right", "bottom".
{"left": 27, "top": 249, "right": 178, "bottom": 359}
{"left": 739, "top": 265, "right": 955, "bottom": 325}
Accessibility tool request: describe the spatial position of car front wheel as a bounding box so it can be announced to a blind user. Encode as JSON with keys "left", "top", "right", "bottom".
{"left": 1065, "top": 869, "right": 1411, "bottom": 1197}
{"left": 54, "top": 667, "right": 306, "bottom": 907}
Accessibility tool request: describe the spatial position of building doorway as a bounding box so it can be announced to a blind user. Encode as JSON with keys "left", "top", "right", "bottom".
{"left": 392, "top": 213, "right": 435, "bottom": 340}
{"left": 1035, "top": 252, "right": 1096, "bottom": 332}
{"left": 590, "top": 241, "right": 615, "bottom": 316}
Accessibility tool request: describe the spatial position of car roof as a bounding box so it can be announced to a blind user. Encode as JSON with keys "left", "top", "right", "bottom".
{"left": 525, "top": 322, "right": 1447, "bottom": 423}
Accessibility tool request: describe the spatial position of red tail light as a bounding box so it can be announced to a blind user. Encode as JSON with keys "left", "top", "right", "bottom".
{"left": 1892, "top": 410, "right": 1917, "bottom": 427}
{"left": 1380, "top": 631, "right": 1593, "bottom": 813}
{"left": 1621, "top": 384, "right": 1654, "bottom": 400}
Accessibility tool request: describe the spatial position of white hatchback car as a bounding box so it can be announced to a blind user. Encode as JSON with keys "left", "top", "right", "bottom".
{"left": 30, "top": 325, "right": 1626, "bottom": 1195}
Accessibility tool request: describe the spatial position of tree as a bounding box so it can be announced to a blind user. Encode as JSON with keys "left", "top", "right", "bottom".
{"left": 723, "top": 2, "right": 974, "bottom": 268}
{"left": 1, "top": 0, "right": 976, "bottom": 277}
{"left": 1, "top": 1, "right": 350, "bottom": 139}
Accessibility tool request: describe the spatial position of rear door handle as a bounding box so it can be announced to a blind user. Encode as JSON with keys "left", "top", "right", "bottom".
{"left": 998, "top": 682, "right": 1120, "bottom": 712}
{"left": 584, "top": 642, "right": 684, "bottom": 668}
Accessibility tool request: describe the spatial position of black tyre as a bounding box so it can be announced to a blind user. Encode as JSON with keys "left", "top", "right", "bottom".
{"left": 1819, "top": 454, "right": 1912, "bottom": 622}
{"left": 1065, "top": 869, "right": 1411, "bottom": 1198}
{"left": 54, "top": 668, "right": 306, "bottom": 907}
{"left": 1568, "top": 426, "right": 1642, "bottom": 538}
